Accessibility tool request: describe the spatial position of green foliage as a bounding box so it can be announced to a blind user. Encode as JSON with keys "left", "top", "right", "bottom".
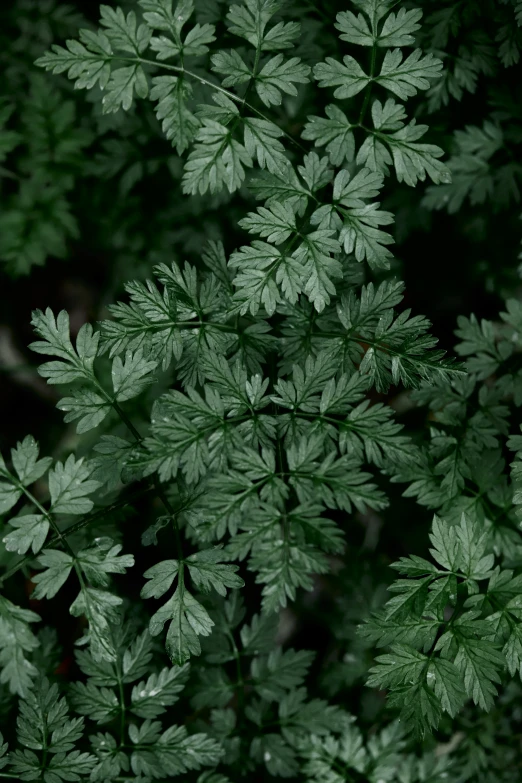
{"left": 298, "top": 719, "right": 453, "bottom": 783}
{"left": 141, "top": 547, "right": 243, "bottom": 664}
{"left": 0, "top": 0, "right": 522, "bottom": 780}
{"left": 9, "top": 677, "right": 96, "bottom": 782}
{"left": 362, "top": 513, "right": 512, "bottom": 734}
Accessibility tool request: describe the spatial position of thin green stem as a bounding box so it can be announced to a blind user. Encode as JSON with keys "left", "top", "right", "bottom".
{"left": 132, "top": 57, "right": 306, "bottom": 153}
{"left": 115, "top": 319, "right": 238, "bottom": 336}
{"left": 112, "top": 400, "right": 143, "bottom": 443}
{"left": 425, "top": 581, "right": 467, "bottom": 660}
{"left": 73, "top": 558, "right": 89, "bottom": 596}
{"left": 310, "top": 329, "right": 463, "bottom": 376}
{"left": 245, "top": 18, "right": 263, "bottom": 107}
{"left": 116, "top": 661, "right": 126, "bottom": 747}
{"left": 248, "top": 210, "right": 316, "bottom": 297}
{"left": 275, "top": 439, "right": 289, "bottom": 542}
{"left": 16, "top": 482, "right": 77, "bottom": 562}
{"left": 216, "top": 18, "right": 265, "bottom": 164}
{"left": 0, "top": 485, "right": 154, "bottom": 585}
{"left": 40, "top": 697, "right": 50, "bottom": 777}
{"left": 357, "top": 12, "right": 378, "bottom": 127}
{"left": 226, "top": 627, "right": 245, "bottom": 717}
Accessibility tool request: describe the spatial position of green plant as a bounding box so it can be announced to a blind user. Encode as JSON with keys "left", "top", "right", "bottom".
{"left": 1, "top": 0, "right": 522, "bottom": 780}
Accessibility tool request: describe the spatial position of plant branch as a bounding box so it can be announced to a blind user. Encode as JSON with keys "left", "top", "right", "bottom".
{"left": 0, "top": 485, "right": 155, "bottom": 585}
{"left": 132, "top": 57, "right": 307, "bottom": 154}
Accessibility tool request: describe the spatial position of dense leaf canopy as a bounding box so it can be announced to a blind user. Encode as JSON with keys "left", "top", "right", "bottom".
{"left": 0, "top": 0, "right": 522, "bottom": 780}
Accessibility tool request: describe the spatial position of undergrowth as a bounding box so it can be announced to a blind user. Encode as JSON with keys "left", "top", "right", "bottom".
{"left": 1, "top": 1, "right": 522, "bottom": 781}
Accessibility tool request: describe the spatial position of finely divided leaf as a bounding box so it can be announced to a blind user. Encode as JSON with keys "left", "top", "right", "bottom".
{"left": 49, "top": 455, "right": 101, "bottom": 515}
{"left": 186, "top": 547, "right": 245, "bottom": 596}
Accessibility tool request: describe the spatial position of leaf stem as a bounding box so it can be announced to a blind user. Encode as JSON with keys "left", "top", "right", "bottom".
{"left": 15, "top": 480, "right": 77, "bottom": 562}
{"left": 357, "top": 13, "right": 378, "bottom": 127}
{"left": 116, "top": 661, "right": 126, "bottom": 747}
{"left": 132, "top": 57, "right": 306, "bottom": 153}
{"left": 0, "top": 485, "right": 154, "bottom": 585}
{"left": 227, "top": 627, "right": 245, "bottom": 718}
